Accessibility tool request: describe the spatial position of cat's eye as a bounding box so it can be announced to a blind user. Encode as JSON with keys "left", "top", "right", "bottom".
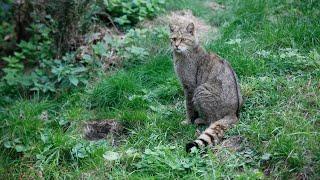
{"left": 170, "top": 38, "right": 177, "bottom": 41}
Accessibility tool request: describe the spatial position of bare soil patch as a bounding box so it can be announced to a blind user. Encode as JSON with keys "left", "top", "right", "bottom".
{"left": 140, "top": 10, "right": 218, "bottom": 43}
{"left": 84, "top": 119, "right": 125, "bottom": 146}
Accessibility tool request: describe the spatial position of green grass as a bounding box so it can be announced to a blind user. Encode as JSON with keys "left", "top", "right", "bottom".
{"left": 1, "top": 0, "right": 319, "bottom": 179}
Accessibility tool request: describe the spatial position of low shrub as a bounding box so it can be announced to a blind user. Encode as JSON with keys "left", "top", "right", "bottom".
{"left": 105, "top": 0, "right": 165, "bottom": 27}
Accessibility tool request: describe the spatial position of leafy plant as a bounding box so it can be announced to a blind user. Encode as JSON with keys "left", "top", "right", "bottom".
{"left": 106, "top": 27, "right": 169, "bottom": 68}
{"left": 3, "top": 138, "right": 28, "bottom": 153}
{"left": 104, "top": 0, "right": 165, "bottom": 27}
{"left": 1, "top": 23, "right": 55, "bottom": 92}
{"left": 0, "top": 22, "right": 103, "bottom": 93}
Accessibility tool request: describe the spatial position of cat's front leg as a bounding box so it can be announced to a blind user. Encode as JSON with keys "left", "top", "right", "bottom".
{"left": 181, "top": 90, "right": 199, "bottom": 125}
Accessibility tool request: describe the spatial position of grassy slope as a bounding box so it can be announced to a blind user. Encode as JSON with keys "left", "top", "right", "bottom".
{"left": 1, "top": 0, "right": 319, "bottom": 179}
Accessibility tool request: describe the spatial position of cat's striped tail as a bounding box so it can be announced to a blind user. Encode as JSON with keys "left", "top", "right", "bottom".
{"left": 186, "top": 115, "right": 238, "bottom": 153}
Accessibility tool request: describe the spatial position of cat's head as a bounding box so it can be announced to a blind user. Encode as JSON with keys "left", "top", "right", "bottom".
{"left": 169, "top": 22, "right": 198, "bottom": 54}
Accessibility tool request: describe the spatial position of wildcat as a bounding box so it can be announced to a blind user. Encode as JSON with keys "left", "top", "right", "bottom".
{"left": 169, "top": 22, "right": 243, "bottom": 152}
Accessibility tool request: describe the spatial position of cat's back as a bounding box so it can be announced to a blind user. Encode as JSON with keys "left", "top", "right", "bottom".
{"left": 196, "top": 52, "right": 224, "bottom": 83}
{"left": 200, "top": 52, "right": 242, "bottom": 102}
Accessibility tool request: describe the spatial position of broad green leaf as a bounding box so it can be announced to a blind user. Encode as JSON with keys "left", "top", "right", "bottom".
{"left": 15, "top": 145, "right": 26, "bottom": 152}
{"left": 4, "top": 141, "right": 12, "bottom": 148}
{"left": 92, "top": 42, "right": 108, "bottom": 56}
{"left": 261, "top": 153, "right": 271, "bottom": 160}
{"left": 69, "top": 76, "right": 79, "bottom": 86}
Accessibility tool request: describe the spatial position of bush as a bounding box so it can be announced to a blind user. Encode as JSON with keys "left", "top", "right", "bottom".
{"left": 0, "top": 1, "right": 15, "bottom": 57}
{"left": 1, "top": 22, "right": 103, "bottom": 93}
{"left": 105, "top": 0, "right": 165, "bottom": 27}
{"left": 0, "top": 0, "right": 167, "bottom": 95}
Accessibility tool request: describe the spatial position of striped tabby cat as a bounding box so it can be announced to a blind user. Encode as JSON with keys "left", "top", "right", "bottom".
{"left": 169, "top": 23, "right": 243, "bottom": 152}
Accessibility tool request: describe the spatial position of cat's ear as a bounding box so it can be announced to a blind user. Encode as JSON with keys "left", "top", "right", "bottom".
{"left": 186, "top": 23, "right": 195, "bottom": 35}
{"left": 169, "top": 24, "right": 175, "bottom": 33}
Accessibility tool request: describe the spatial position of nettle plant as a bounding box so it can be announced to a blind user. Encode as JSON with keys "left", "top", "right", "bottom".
{"left": 117, "top": 27, "right": 169, "bottom": 66}
{"left": 1, "top": 22, "right": 102, "bottom": 93}
{"left": 1, "top": 23, "right": 56, "bottom": 92}
{"left": 104, "top": 0, "right": 165, "bottom": 26}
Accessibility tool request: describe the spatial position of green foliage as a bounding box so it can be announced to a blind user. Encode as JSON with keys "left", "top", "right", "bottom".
{"left": 0, "top": 21, "right": 14, "bottom": 53}
{"left": 112, "top": 27, "right": 169, "bottom": 67}
{"left": 0, "top": 0, "right": 169, "bottom": 94}
{"left": 104, "top": 0, "right": 165, "bottom": 26}
{"left": 0, "top": 98, "right": 107, "bottom": 178}
{"left": 0, "top": 23, "right": 102, "bottom": 93}
{"left": 0, "top": 1, "right": 14, "bottom": 57}
{"left": 43, "top": 0, "right": 102, "bottom": 53}
{"left": 0, "top": 1, "right": 12, "bottom": 21}
{"left": 3, "top": 138, "right": 28, "bottom": 153}
{"left": 1, "top": 23, "right": 56, "bottom": 92}
{"left": 0, "top": 20, "right": 168, "bottom": 94}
